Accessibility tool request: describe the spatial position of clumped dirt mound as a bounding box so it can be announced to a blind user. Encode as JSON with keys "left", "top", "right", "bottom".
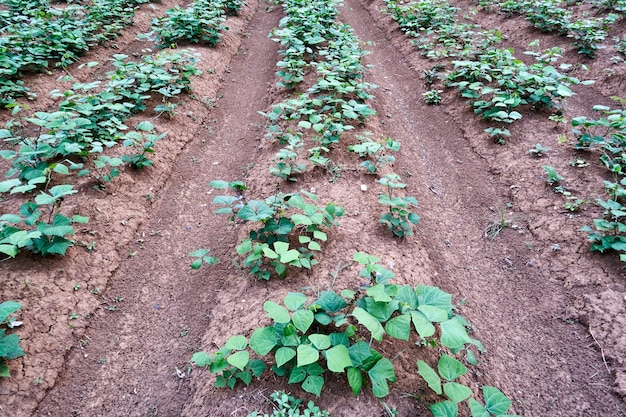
{"left": 0, "top": 0, "right": 625, "bottom": 416}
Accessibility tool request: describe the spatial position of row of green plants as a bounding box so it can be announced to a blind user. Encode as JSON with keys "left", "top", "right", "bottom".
{"left": 190, "top": 0, "right": 521, "bottom": 415}
{"left": 572, "top": 98, "right": 626, "bottom": 263}
{"left": 0, "top": 50, "right": 201, "bottom": 257}
{"left": 385, "top": 0, "right": 592, "bottom": 143}
{"left": 0, "top": 0, "right": 152, "bottom": 107}
{"left": 141, "top": 0, "right": 244, "bottom": 49}
{"left": 476, "top": 0, "right": 624, "bottom": 58}
{"left": 193, "top": 253, "right": 519, "bottom": 416}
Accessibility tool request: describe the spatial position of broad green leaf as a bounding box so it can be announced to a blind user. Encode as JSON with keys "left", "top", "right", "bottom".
{"left": 136, "top": 121, "right": 154, "bottom": 131}
{"left": 325, "top": 345, "right": 352, "bottom": 372}
{"left": 444, "top": 382, "right": 472, "bottom": 403}
{"left": 308, "top": 334, "right": 330, "bottom": 350}
{"left": 483, "top": 386, "right": 512, "bottom": 414}
{"left": 288, "top": 366, "right": 307, "bottom": 383}
{"left": 418, "top": 285, "right": 453, "bottom": 311}
{"left": 291, "top": 214, "right": 312, "bottom": 225}
{"left": 302, "top": 375, "right": 324, "bottom": 397}
{"left": 313, "top": 230, "right": 327, "bottom": 241}
{"left": 438, "top": 354, "right": 467, "bottom": 381}
{"left": 417, "top": 360, "right": 442, "bottom": 394}
{"left": 209, "top": 180, "right": 229, "bottom": 189}
{"left": 315, "top": 291, "right": 346, "bottom": 312}
{"left": 276, "top": 347, "right": 296, "bottom": 367}
{"left": 353, "top": 252, "right": 379, "bottom": 264}
{"left": 296, "top": 344, "right": 319, "bottom": 367}
{"left": 0, "top": 245, "right": 18, "bottom": 258}
{"left": 292, "top": 309, "right": 314, "bottom": 333}
{"left": 395, "top": 285, "right": 418, "bottom": 309}
{"left": 347, "top": 367, "right": 363, "bottom": 396}
{"left": 368, "top": 358, "right": 396, "bottom": 398}
{"left": 248, "top": 359, "right": 266, "bottom": 376}
{"left": 0, "top": 364, "right": 9, "bottom": 378}
{"left": 224, "top": 335, "right": 247, "bottom": 350}
{"left": 352, "top": 307, "right": 384, "bottom": 342}
{"left": 366, "top": 284, "right": 392, "bottom": 302}
{"left": 227, "top": 350, "right": 249, "bottom": 371}
{"left": 0, "top": 179, "right": 22, "bottom": 193}
{"left": 72, "top": 215, "right": 89, "bottom": 224}
{"left": 469, "top": 399, "right": 490, "bottom": 417}
{"left": 0, "top": 302, "right": 21, "bottom": 324}
{"left": 280, "top": 249, "right": 300, "bottom": 264}
{"left": 348, "top": 341, "right": 373, "bottom": 367}
{"left": 429, "top": 401, "right": 458, "bottom": 417}
{"left": 249, "top": 327, "right": 276, "bottom": 355}
{"left": 411, "top": 310, "right": 435, "bottom": 338}
{"left": 384, "top": 314, "right": 410, "bottom": 341}
{"left": 263, "top": 301, "right": 291, "bottom": 323}
{"left": 418, "top": 305, "right": 448, "bottom": 322}
{"left": 191, "top": 352, "right": 212, "bottom": 367}
{"left": 440, "top": 317, "right": 472, "bottom": 352}
{"left": 0, "top": 333, "right": 23, "bottom": 359}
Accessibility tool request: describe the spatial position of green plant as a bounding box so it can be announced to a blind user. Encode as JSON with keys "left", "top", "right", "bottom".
{"left": 147, "top": 0, "right": 228, "bottom": 48}
{"left": 121, "top": 122, "right": 166, "bottom": 169}
{"left": 209, "top": 180, "right": 343, "bottom": 279}
{"left": 247, "top": 391, "right": 329, "bottom": 417}
{"left": 0, "top": 185, "right": 89, "bottom": 257}
{"left": 377, "top": 174, "right": 420, "bottom": 237}
{"left": 192, "top": 252, "right": 484, "bottom": 400}
{"left": 0, "top": 301, "right": 25, "bottom": 377}
{"left": 347, "top": 135, "right": 399, "bottom": 174}
{"left": 422, "top": 89, "right": 443, "bottom": 105}
{"left": 528, "top": 143, "right": 550, "bottom": 157}
{"left": 542, "top": 165, "right": 564, "bottom": 185}
{"left": 189, "top": 249, "right": 219, "bottom": 269}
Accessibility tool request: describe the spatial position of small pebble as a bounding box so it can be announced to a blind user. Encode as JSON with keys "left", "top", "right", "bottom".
{"left": 360, "top": 184, "right": 367, "bottom": 191}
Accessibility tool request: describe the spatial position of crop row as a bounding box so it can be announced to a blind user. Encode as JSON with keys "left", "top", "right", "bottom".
{"left": 190, "top": 0, "right": 521, "bottom": 415}
{"left": 385, "top": 0, "right": 626, "bottom": 264}
{"left": 476, "top": 0, "right": 625, "bottom": 58}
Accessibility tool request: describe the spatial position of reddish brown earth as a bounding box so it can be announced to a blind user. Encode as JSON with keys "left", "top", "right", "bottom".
{"left": 1, "top": 0, "right": 625, "bottom": 416}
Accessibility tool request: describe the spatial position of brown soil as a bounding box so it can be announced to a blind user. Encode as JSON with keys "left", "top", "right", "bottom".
{"left": 1, "top": 0, "right": 625, "bottom": 416}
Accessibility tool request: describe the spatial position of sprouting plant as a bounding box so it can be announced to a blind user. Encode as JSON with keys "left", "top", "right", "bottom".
{"left": 247, "top": 391, "right": 329, "bottom": 417}
{"left": 422, "top": 89, "right": 442, "bottom": 105}
{"left": 542, "top": 166, "right": 564, "bottom": 185}
{"left": 563, "top": 198, "right": 586, "bottom": 212}
{"left": 528, "top": 143, "right": 550, "bottom": 157}
{"left": 347, "top": 135, "right": 399, "bottom": 174}
{"left": 154, "top": 102, "right": 178, "bottom": 118}
{"left": 0, "top": 301, "right": 25, "bottom": 377}
{"left": 121, "top": 121, "right": 166, "bottom": 169}
{"left": 377, "top": 174, "right": 420, "bottom": 237}
{"left": 484, "top": 206, "right": 513, "bottom": 240}
{"left": 484, "top": 127, "right": 511, "bottom": 145}
{"left": 189, "top": 249, "right": 219, "bottom": 269}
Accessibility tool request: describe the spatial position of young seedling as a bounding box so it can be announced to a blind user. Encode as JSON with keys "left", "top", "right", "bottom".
{"left": 377, "top": 173, "right": 420, "bottom": 237}
{"left": 542, "top": 165, "right": 564, "bottom": 185}
{"left": 528, "top": 143, "right": 550, "bottom": 157}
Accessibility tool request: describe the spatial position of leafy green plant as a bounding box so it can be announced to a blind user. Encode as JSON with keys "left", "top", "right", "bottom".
{"left": 347, "top": 135, "right": 399, "bottom": 174}
{"left": 423, "top": 89, "right": 443, "bottom": 105}
{"left": 542, "top": 165, "right": 564, "bottom": 185}
{"left": 209, "top": 181, "right": 343, "bottom": 279}
{"left": 189, "top": 249, "right": 219, "bottom": 269}
{"left": 148, "top": 0, "right": 227, "bottom": 48}
{"left": 121, "top": 121, "right": 166, "bottom": 169}
{"left": 378, "top": 174, "right": 420, "bottom": 237}
{"left": 247, "top": 391, "right": 329, "bottom": 417}
{"left": 0, "top": 185, "right": 89, "bottom": 257}
{"left": 192, "top": 252, "right": 484, "bottom": 399}
{"left": 0, "top": 301, "right": 25, "bottom": 377}
{"left": 528, "top": 143, "right": 550, "bottom": 157}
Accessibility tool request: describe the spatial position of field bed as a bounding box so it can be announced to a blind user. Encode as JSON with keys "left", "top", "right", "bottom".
{"left": 0, "top": 0, "right": 625, "bottom": 416}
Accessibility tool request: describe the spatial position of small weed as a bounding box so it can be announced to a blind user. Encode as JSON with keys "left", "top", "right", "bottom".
{"left": 485, "top": 207, "right": 513, "bottom": 240}
{"left": 542, "top": 165, "right": 564, "bottom": 185}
